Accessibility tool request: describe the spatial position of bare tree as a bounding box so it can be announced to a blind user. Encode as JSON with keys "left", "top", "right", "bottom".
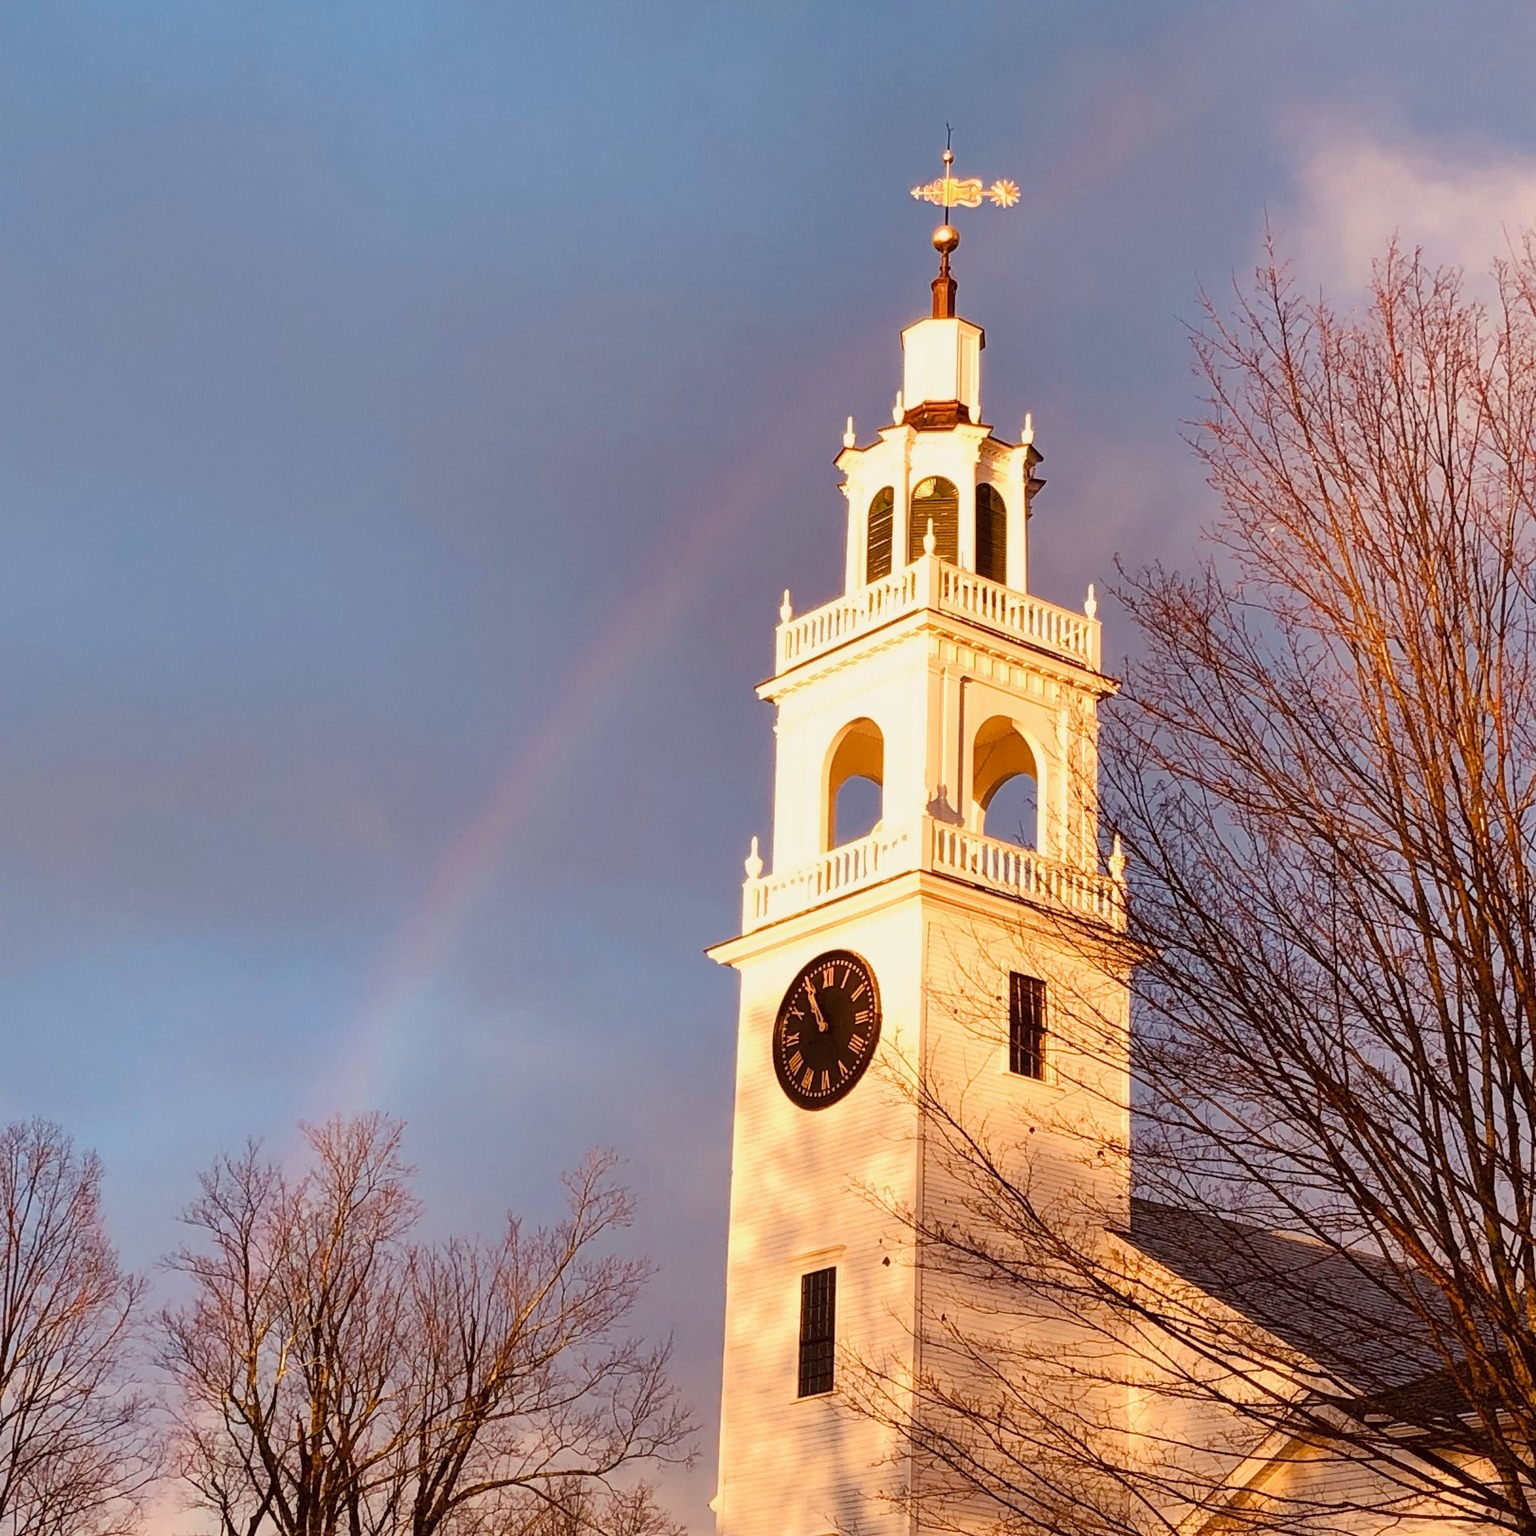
{"left": 161, "top": 1113, "right": 694, "bottom": 1536}
{"left": 853, "top": 238, "right": 1536, "bottom": 1536}
{"left": 496, "top": 1475, "right": 685, "bottom": 1536}
{"left": 0, "top": 1119, "right": 154, "bottom": 1536}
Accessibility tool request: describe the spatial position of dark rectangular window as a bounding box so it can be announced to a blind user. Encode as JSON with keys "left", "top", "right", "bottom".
{"left": 1009, "top": 973, "right": 1047, "bottom": 1079}
{"left": 798, "top": 1266, "right": 836, "bottom": 1397}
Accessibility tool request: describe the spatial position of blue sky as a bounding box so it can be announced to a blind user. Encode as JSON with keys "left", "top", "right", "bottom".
{"left": 3, "top": 1, "right": 1536, "bottom": 1525}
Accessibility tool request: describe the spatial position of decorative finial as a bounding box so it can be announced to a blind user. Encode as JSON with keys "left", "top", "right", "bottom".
{"left": 1084, "top": 583, "right": 1098, "bottom": 620}
{"left": 843, "top": 415, "right": 856, "bottom": 449}
{"left": 744, "top": 835, "right": 764, "bottom": 880}
{"left": 923, "top": 518, "right": 936, "bottom": 557}
{"left": 1021, "top": 410, "right": 1034, "bottom": 446}
{"left": 1108, "top": 832, "right": 1126, "bottom": 883}
{"left": 779, "top": 588, "right": 793, "bottom": 623}
{"left": 910, "top": 131, "right": 1021, "bottom": 319}
{"left": 892, "top": 391, "right": 904, "bottom": 424}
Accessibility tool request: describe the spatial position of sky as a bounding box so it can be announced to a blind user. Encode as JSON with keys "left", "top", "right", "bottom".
{"left": 3, "top": 1, "right": 1536, "bottom": 1528}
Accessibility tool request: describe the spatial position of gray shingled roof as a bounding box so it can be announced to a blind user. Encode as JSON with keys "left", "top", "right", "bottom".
{"left": 1125, "top": 1199, "right": 1449, "bottom": 1403}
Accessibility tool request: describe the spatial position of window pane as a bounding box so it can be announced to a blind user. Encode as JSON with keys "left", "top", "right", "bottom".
{"left": 798, "top": 1266, "right": 836, "bottom": 1396}
{"left": 1009, "top": 973, "right": 1046, "bottom": 1078}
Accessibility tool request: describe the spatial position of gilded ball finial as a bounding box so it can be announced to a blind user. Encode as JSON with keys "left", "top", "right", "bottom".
{"left": 932, "top": 223, "right": 960, "bottom": 255}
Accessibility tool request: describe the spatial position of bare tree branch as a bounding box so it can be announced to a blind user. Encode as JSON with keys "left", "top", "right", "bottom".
{"left": 161, "top": 1114, "right": 695, "bottom": 1536}
{"left": 0, "top": 1118, "right": 155, "bottom": 1536}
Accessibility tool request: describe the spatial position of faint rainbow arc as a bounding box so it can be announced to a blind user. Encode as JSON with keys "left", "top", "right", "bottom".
{"left": 319, "top": 367, "right": 863, "bottom": 1113}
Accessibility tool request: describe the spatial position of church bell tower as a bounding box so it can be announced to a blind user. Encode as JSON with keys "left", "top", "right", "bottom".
{"left": 708, "top": 151, "right": 1132, "bottom": 1536}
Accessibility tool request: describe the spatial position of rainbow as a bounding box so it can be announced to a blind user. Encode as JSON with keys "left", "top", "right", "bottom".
{"left": 318, "top": 361, "right": 868, "bottom": 1114}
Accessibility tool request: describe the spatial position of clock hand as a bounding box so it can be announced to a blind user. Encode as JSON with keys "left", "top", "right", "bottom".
{"left": 804, "top": 979, "right": 830, "bottom": 1034}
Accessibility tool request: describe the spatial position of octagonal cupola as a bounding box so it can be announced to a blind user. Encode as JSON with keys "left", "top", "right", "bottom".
{"left": 833, "top": 182, "right": 1043, "bottom": 597}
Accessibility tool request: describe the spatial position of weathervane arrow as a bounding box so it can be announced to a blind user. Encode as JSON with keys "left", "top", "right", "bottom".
{"left": 910, "top": 133, "right": 1018, "bottom": 318}
{"left": 910, "top": 134, "right": 1020, "bottom": 215}
{"left": 911, "top": 173, "right": 1020, "bottom": 210}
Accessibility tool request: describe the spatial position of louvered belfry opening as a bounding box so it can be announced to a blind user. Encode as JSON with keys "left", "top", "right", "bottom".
{"left": 866, "top": 487, "right": 894, "bottom": 582}
{"left": 908, "top": 475, "right": 959, "bottom": 564}
{"left": 976, "top": 483, "right": 1007, "bottom": 583}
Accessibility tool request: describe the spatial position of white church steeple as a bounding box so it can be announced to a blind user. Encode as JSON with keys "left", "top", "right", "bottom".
{"left": 707, "top": 150, "right": 1131, "bottom": 1536}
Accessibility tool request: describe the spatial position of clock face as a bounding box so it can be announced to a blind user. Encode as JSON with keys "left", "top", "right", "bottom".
{"left": 773, "top": 950, "right": 881, "bottom": 1110}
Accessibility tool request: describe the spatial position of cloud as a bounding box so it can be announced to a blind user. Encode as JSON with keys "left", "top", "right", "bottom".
{"left": 1278, "top": 126, "right": 1536, "bottom": 292}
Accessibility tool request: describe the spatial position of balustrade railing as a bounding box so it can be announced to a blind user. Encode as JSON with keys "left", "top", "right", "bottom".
{"left": 774, "top": 557, "right": 1099, "bottom": 674}
{"left": 936, "top": 566, "right": 1098, "bottom": 669}
{"left": 775, "top": 567, "right": 921, "bottom": 669}
{"left": 926, "top": 822, "right": 1125, "bottom": 929}
{"left": 741, "top": 816, "right": 1125, "bottom": 932}
{"left": 742, "top": 822, "right": 916, "bottom": 929}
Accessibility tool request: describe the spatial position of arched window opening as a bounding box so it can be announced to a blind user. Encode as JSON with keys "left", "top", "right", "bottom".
{"left": 984, "top": 773, "right": 1037, "bottom": 848}
{"left": 824, "top": 717, "right": 884, "bottom": 850}
{"left": 972, "top": 715, "right": 1038, "bottom": 848}
{"left": 976, "top": 484, "right": 1007, "bottom": 583}
{"left": 866, "top": 487, "right": 894, "bottom": 582}
{"left": 834, "top": 775, "right": 882, "bottom": 847}
{"left": 908, "top": 476, "right": 959, "bottom": 565}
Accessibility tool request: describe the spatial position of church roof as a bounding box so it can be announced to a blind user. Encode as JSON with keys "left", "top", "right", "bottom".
{"left": 1125, "top": 1198, "right": 1454, "bottom": 1409}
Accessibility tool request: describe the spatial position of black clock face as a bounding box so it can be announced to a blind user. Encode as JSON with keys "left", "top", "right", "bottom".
{"left": 773, "top": 950, "right": 881, "bottom": 1110}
